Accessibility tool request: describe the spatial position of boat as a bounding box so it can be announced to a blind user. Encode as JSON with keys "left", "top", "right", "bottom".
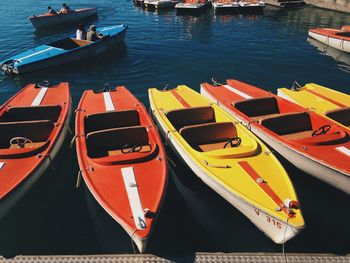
{"left": 29, "top": 8, "right": 97, "bottom": 29}
{"left": 134, "top": 0, "right": 145, "bottom": 6}
{"left": 308, "top": 26, "right": 350, "bottom": 53}
{"left": 201, "top": 79, "right": 350, "bottom": 195}
{"left": 75, "top": 86, "right": 167, "bottom": 253}
{"left": 307, "top": 37, "right": 350, "bottom": 67}
{"left": 212, "top": 0, "right": 239, "bottom": 12}
{"left": 238, "top": 0, "right": 265, "bottom": 12}
{"left": 149, "top": 85, "right": 304, "bottom": 244}
{"left": 144, "top": 0, "right": 178, "bottom": 9}
{"left": 175, "top": 0, "right": 210, "bottom": 13}
{"left": 263, "top": 0, "right": 304, "bottom": 7}
{"left": 278, "top": 83, "right": 350, "bottom": 131}
{"left": 0, "top": 24, "right": 127, "bottom": 75}
{"left": 0, "top": 81, "right": 71, "bottom": 221}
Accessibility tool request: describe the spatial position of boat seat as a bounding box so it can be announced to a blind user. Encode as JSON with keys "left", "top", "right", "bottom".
{"left": 85, "top": 110, "right": 141, "bottom": 134}
{"left": 166, "top": 106, "right": 215, "bottom": 131}
{"left": 86, "top": 126, "right": 150, "bottom": 158}
{"left": 233, "top": 97, "right": 280, "bottom": 117}
{"left": 0, "top": 120, "right": 54, "bottom": 149}
{"left": 325, "top": 107, "right": 350, "bottom": 127}
{"left": 0, "top": 105, "right": 62, "bottom": 123}
{"left": 71, "top": 38, "right": 93, "bottom": 47}
{"left": 260, "top": 112, "right": 312, "bottom": 137}
{"left": 180, "top": 122, "right": 238, "bottom": 152}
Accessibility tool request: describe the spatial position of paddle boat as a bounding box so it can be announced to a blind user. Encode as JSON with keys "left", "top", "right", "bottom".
{"left": 175, "top": 0, "right": 210, "bottom": 13}
{"left": 308, "top": 26, "right": 350, "bottom": 53}
{"left": 278, "top": 83, "right": 350, "bottom": 131}
{"left": 212, "top": 0, "right": 239, "bottom": 12}
{"left": 74, "top": 86, "right": 167, "bottom": 253}
{"left": 144, "top": 0, "right": 179, "bottom": 9}
{"left": 0, "top": 81, "right": 71, "bottom": 221}
{"left": 0, "top": 24, "right": 127, "bottom": 75}
{"left": 29, "top": 8, "right": 97, "bottom": 29}
{"left": 201, "top": 79, "right": 350, "bottom": 195}
{"left": 149, "top": 85, "right": 304, "bottom": 244}
{"left": 238, "top": 0, "right": 265, "bottom": 12}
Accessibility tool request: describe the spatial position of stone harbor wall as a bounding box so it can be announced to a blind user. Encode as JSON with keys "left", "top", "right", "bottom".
{"left": 304, "top": 0, "right": 350, "bottom": 13}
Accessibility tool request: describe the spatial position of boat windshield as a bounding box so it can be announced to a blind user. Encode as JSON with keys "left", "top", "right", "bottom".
{"left": 49, "top": 38, "right": 92, "bottom": 50}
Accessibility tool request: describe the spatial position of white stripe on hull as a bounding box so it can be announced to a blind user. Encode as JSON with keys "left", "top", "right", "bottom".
{"left": 336, "top": 146, "right": 350, "bottom": 157}
{"left": 103, "top": 92, "right": 115, "bottom": 112}
{"left": 121, "top": 167, "right": 147, "bottom": 230}
{"left": 308, "top": 31, "right": 350, "bottom": 53}
{"left": 17, "top": 47, "right": 55, "bottom": 62}
{"left": 31, "top": 87, "right": 48, "bottom": 106}
{"left": 0, "top": 162, "right": 4, "bottom": 171}
{"left": 224, "top": 84, "right": 253, "bottom": 99}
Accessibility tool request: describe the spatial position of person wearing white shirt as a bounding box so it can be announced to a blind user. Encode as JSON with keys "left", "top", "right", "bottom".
{"left": 76, "top": 23, "right": 86, "bottom": 40}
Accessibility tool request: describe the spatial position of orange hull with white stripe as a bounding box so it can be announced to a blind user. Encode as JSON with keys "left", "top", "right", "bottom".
{"left": 75, "top": 87, "right": 167, "bottom": 253}
{"left": 201, "top": 79, "right": 350, "bottom": 194}
{"left": 0, "top": 82, "right": 71, "bottom": 220}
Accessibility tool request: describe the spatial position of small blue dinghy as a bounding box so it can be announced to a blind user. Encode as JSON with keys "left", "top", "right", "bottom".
{"left": 0, "top": 24, "right": 127, "bottom": 75}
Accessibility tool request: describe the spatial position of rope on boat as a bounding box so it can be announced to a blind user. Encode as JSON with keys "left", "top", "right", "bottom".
{"left": 291, "top": 81, "right": 302, "bottom": 91}
{"left": 211, "top": 77, "right": 225, "bottom": 86}
{"left": 166, "top": 155, "right": 177, "bottom": 167}
{"left": 37, "top": 153, "right": 55, "bottom": 172}
{"left": 76, "top": 167, "right": 93, "bottom": 188}
{"left": 282, "top": 217, "right": 290, "bottom": 263}
{"left": 64, "top": 122, "right": 73, "bottom": 135}
{"left": 203, "top": 160, "right": 231, "bottom": 168}
{"left": 131, "top": 229, "right": 138, "bottom": 254}
{"left": 69, "top": 134, "right": 78, "bottom": 148}
{"left": 35, "top": 80, "right": 50, "bottom": 88}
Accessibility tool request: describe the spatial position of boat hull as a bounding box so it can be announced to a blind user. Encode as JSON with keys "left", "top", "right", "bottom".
{"left": 175, "top": 2, "right": 209, "bottom": 13}
{"left": 0, "top": 83, "right": 71, "bottom": 221}
{"left": 212, "top": 2, "right": 240, "bottom": 12}
{"left": 201, "top": 84, "right": 350, "bottom": 195}
{"left": 29, "top": 8, "right": 97, "bottom": 29}
{"left": 144, "top": 0, "right": 178, "bottom": 9}
{"left": 309, "top": 30, "right": 350, "bottom": 53}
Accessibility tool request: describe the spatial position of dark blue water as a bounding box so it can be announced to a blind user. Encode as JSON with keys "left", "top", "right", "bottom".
{"left": 0, "top": 0, "right": 350, "bottom": 257}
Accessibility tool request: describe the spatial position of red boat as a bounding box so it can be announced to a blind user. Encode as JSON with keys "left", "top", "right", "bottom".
{"left": 0, "top": 82, "right": 71, "bottom": 220}
{"left": 201, "top": 79, "right": 350, "bottom": 194}
{"left": 75, "top": 86, "right": 167, "bottom": 253}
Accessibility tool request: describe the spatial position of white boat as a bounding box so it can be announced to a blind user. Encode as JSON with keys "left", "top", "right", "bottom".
{"left": 29, "top": 8, "right": 97, "bottom": 29}
{"left": 238, "top": 0, "right": 265, "bottom": 12}
{"left": 175, "top": 0, "right": 209, "bottom": 12}
{"left": 144, "top": 0, "right": 178, "bottom": 9}
{"left": 212, "top": 0, "right": 240, "bottom": 12}
{"left": 308, "top": 26, "right": 350, "bottom": 54}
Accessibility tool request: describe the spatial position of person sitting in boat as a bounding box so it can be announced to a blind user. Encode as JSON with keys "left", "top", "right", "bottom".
{"left": 59, "top": 3, "right": 72, "bottom": 14}
{"left": 47, "top": 6, "right": 58, "bottom": 15}
{"left": 76, "top": 23, "right": 86, "bottom": 40}
{"left": 86, "top": 25, "right": 103, "bottom": 41}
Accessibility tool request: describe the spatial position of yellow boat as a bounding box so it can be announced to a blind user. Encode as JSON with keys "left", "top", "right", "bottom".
{"left": 278, "top": 83, "right": 350, "bottom": 130}
{"left": 149, "top": 85, "right": 304, "bottom": 243}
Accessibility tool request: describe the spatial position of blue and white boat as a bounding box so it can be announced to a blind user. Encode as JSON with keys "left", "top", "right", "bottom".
{"left": 0, "top": 24, "right": 127, "bottom": 75}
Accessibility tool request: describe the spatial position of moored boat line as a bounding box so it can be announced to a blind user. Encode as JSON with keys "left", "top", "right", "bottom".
{"left": 201, "top": 79, "right": 350, "bottom": 195}
{"left": 149, "top": 85, "right": 304, "bottom": 244}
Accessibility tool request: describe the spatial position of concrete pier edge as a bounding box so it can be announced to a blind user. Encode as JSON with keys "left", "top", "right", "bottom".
{"left": 1, "top": 253, "right": 350, "bottom": 262}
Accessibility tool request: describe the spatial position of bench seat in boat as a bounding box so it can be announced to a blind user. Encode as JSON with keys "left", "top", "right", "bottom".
{"left": 325, "top": 107, "right": 350, "bottom": 127}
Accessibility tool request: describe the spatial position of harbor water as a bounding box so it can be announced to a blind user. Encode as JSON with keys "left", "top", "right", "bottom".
{"left": 0, "top": 0, "right": 350, "bottom": 257}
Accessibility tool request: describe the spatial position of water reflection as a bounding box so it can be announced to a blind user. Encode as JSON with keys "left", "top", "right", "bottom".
{"left": 307, "top": 37, "right": 350, "bottom": 73}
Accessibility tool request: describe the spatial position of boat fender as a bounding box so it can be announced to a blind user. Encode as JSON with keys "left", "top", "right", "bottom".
{"left": 284, "top": 199, "right": 299, "bottom": 209}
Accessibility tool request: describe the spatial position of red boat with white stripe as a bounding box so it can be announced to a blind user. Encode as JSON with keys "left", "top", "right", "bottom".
{"left": 75, "top": 86, "right": 167, "bottom": 253}
{"left": 201, "top": 79, "right": 350, "bottom": 194}
{"left": 0, "top": 81, "right": 71, "bottom": 220}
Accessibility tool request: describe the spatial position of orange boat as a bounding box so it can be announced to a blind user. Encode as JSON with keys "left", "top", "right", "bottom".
{"left": 308, "top": 26, "right": 350, "bottom": 53}
{"left": 201, "top": 79, "right": 350, "bottom": 194}
{"left": 0, "top": 81, "right": 71, "bottom": 220}
{"left": 75, "top": 86, "right": 167, "bottom": 253}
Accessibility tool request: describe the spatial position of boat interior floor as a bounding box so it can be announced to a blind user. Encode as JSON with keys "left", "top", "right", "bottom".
{"left": 0, "top": 105, "right": 62, "bottom": 123}
{"left": 49, "top": 38, "right": 92, "bottom": 50}
{"left": 166, "top": 106, "right": 240, "bottom": 152}
{"left": 325, "top": 107, "right": 350, "bottom": 127}
{"left": 84, "top": 110, "right": 151, "bottom": 158}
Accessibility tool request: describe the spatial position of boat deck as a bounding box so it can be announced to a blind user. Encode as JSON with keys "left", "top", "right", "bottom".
{"left": 2, "top": 253, "right": 350, "bottom": 262}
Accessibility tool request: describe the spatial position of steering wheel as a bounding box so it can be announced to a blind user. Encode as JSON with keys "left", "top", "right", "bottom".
{"left": 121, "top": 144, "right": 143, "bottom": 154}
{"left": 224, "top": 137, "right": 241, "bottom": 148}
{"left": 10, "top": 137, "right": 33, "bottom": 149}
{"left": 312, "top": 125, "right": 331, "bottom": 137}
